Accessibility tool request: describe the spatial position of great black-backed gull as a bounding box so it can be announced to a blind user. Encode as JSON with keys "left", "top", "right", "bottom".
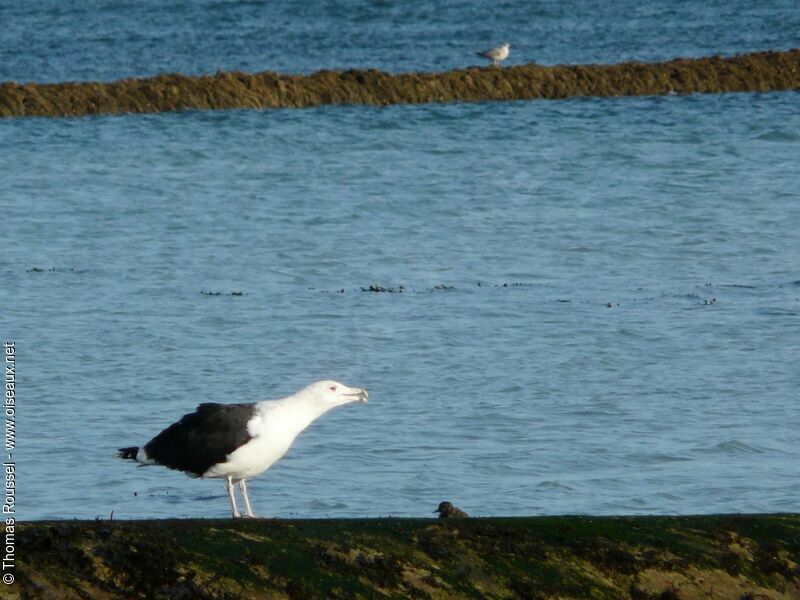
{"left": 118, "top": 380, "right": 368, "bottom": 518}
{"left": 477, "top": 43, "right": 511, "bottom": 67}
{"left": 434, "top": 501, "right": 469, "bottom": 518}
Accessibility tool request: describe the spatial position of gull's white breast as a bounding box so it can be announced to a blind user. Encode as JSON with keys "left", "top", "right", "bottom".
{"left": 493, "top": 45, "right": 510, "bottom": 60}
{"left": 203, "top": 400, "right": 307, "bottom": 479}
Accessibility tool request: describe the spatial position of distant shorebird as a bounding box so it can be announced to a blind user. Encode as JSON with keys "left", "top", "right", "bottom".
{"left": 434, "top": 501, "right": 469, "bottom": 518}
{"left": 118, "top": 380, "right": 368, "bottom": 518}
{"left": 477, "top": 43, "right": 510, "bottom": 67}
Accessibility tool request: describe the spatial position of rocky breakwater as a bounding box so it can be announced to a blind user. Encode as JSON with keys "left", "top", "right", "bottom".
{"left": 1, "top": 49, "right": 799, "bottom": 119}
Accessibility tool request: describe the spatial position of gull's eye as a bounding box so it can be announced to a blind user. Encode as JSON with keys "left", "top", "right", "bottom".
{"left": 329, "top": 385, "right": 337, "bottom": 392}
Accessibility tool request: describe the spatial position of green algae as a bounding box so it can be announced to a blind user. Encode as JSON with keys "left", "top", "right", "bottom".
{"left": 13, "top": 514, "right": 800, "bottom": 599}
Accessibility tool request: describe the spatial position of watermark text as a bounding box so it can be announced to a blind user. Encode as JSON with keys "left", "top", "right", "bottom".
{"left": 3, "top": 341, "right": 15, "bottom": 585}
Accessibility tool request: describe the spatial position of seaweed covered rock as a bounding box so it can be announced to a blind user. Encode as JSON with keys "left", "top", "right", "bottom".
{"left": 1, "top": 49, "right": 798, "bottom": 119}
{"left": 13, "top": 514, "right": 800, "bottom": 599}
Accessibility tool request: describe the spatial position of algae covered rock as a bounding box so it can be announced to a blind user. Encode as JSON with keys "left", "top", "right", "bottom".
{"left": 13, "top": 514, "right": 800, "bottom": 599}
{"left": 1, "top": 49, "right": 799, "bottom": 119}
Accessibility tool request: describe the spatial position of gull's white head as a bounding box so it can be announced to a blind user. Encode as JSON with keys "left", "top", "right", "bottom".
{"left": 303, "top": 380, "right": 369, "bottom": 408}
{"left": 502, "top": 43, "right": 511, "bottom": 49}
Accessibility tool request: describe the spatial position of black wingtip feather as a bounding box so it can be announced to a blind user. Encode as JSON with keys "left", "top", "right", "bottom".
{"left": 118, "top": 446, "right": 139, "bottom": 460}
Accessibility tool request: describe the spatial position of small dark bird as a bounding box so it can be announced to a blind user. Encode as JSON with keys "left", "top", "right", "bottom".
{"left": 434, "top": 501, "right": 469, "bottom": 518}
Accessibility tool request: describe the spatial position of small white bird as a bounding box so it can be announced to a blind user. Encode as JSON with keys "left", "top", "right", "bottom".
{"left": 118, "top": 380, "right": 368, "bottom": 518}
{"left": 477, "top": 43, "right": 511, "bottom": 67}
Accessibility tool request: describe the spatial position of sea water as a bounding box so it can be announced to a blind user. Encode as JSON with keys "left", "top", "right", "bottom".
{"left": 1, "top": 1, "right": 798, "bottom": 520}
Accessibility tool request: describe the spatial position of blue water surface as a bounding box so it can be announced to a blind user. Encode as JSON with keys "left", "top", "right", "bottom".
{"left": 0, "top": 1, "right": 798, "bottom": 520}
{"left": 1, "top": 0, "right": 799, "bottom": 82}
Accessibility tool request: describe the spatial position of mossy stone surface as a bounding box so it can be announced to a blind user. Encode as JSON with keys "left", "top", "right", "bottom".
{"left": 1, "top": 50, "right": 799, "bottom": 119}
{"left": 13, "top": 514, "right": 800, "bottom": 599}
